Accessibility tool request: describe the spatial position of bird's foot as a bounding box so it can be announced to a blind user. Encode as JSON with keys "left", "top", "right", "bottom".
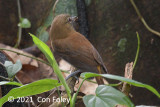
{"left": 65, "top": 70, "right": 82, "bottom": 84}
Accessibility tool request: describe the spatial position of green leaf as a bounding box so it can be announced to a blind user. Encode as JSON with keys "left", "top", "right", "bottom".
{"left": 83, "top": 85, "right": 134, "bottom": 107}
{"left": 18, "top": 18, "right": 31, "bottom": 28}
{"left": 0, "top": 79, "right": 62, "bottom": 106}
{"left": 102, "top": 74, "right": 160, "bottom": 98}
{"left": 82, "top": 73, "right": 160, "bottom": 98}
{"left": 82, "top": 72, "right": 100, "bottom": 79}
{"left": 117, "top": 38, "right": 127, "bottom": 52}
{"left": 29, "top": 33, "right": 53, "bottom": 64}
{"left": 4, "top": 60, "right": 22, "bottom": 78}
{"left": 0, "top": 81, "right": 22, "bottom": 86}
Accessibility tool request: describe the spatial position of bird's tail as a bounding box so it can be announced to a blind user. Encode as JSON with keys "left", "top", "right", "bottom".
{"left": 102, "top": 64, "right": 108, "bottom": 73}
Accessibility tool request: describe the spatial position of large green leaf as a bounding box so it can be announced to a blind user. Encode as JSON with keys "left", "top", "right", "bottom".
{"left": 82, "top": 73, "right": 160, "bottom": 98}
{"left": 0, "top": 81, "right": 22, "bottom": 86}
{"left": 83, "top": 85, "right": 134, "bottom": 107}
{"left": 29, "top": 33, "right": 54, "bottom": 64}
{"left": 4, "top": 60, "right": 22, "bottom": 78}
{"left": 0, "top": 79, "right": 62, "bottom": 106}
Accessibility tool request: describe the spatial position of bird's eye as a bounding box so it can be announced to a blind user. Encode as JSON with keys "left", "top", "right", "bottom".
{"left": 67, "top": 17, "right": 72, "bottom": 22}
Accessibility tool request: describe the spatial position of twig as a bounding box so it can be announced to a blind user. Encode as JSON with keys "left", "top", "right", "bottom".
{"left": 0, "top": 48, "right": 50, "bottom": 66}
{"left": 15, "top": 0, "right": 22, "bottom": 48}
{"left": 130, "top": 0, "right": 160, "bottom": 37}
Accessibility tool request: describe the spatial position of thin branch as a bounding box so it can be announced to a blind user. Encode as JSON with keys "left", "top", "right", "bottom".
{"left": 15, "top": 0, "right": 22, "bottom": 48}
{"left": 130, "top": 0, "right": 160, "bottom": 37}
{"left": 0, "top": 48, "right": 50, "bottom": 66}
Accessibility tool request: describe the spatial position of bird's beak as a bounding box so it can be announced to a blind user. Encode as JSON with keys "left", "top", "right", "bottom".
{"left": 70, "top": 16, "right": 78, "bottom": 22}
{"left": 69, "top": 16, "right": 79, "bottom": 31}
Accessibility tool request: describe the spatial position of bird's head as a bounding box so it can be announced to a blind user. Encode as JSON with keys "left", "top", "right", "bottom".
{"left": 50, "top": 14, "right": 79, "bottom": 40}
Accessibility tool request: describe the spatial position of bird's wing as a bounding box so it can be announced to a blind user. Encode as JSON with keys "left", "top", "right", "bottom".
{"left": 53, "top": 32, "right": 107, "bottom": 73}
{"left": 54, "top": 32, "right": 93, "bottom": 58}
{"left": 92, "top": 46, "right": 108, "bottom": 73}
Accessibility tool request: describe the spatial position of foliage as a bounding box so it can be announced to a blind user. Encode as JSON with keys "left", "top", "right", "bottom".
{"left": 18, "top": 18, "right": 31, "bottom": 28}
{"left": 0, "top": 81, "right": 22, "bottom": 86}
{"left": 83, "top": 73, "right": 160, "bottom": 98}
{"left": 0, "top": 79, "right": 61, "bottom": 106}
{"left": 0, "top": 34, "right": 69, "bottom": 106}
{"left": 4, "top": 60, "right": 22, "bottom": 78}
{"left": 83, "top": 85, "right": 134, "bottom": 107}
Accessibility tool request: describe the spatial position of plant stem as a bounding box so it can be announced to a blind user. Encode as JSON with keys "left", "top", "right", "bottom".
{"left": 71, "top": 79, "right": 86, "bottom": 107}
{"left": 15, "top": 0, "right": 22, "bottom": 48}
{"left": 133, "top": 32, "right": 140, "bottom": 70}
{"left": 50, "top": 59, "right": 72, "bottom": 104}
{"left": 0, "top": 48, "right": 50, "bottom": 66}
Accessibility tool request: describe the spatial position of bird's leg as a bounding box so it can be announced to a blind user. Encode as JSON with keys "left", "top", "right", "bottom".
{"left": 97, "top": 65, "right": 102, "bottom": 74}
{"left": 65, "top": 70, "right": 82, "bottom": 83}
{"left": 64, "top": 70, "right": 82, "bottom": 96}
{"left": 96, "top": 65, "right": 104, "bottom": 85}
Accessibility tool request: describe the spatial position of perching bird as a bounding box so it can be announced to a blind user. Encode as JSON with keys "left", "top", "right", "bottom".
{"left": 49, "top": 14, "right": 107, "bottom": 85}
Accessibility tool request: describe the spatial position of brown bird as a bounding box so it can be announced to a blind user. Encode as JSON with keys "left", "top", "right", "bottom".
{"left": 49, "top": 14, "right": 107, "bottom": 85}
